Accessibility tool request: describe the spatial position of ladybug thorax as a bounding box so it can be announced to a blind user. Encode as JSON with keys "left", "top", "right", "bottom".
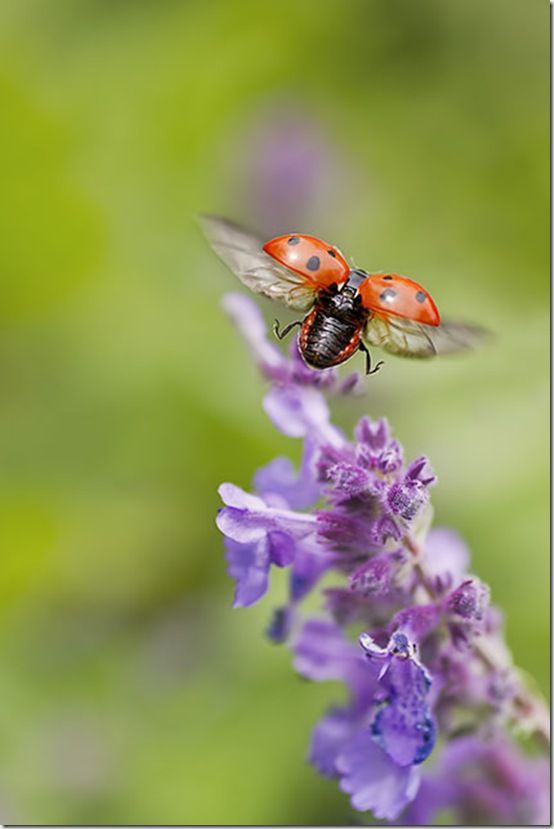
{"left": 319, "top": 269, "right": 369, "bottom": 319}
{"left": 322, "top": 286, "right": 361, "bottom": 319}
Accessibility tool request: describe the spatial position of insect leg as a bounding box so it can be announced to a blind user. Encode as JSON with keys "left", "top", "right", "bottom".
{"left": 358, "top": 341, "right": 384, "bottom": 376}
{"left": 273, "top": 319, "right": 302, "bottom": 341}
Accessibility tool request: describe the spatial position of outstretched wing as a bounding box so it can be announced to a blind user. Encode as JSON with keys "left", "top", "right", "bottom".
{"left": 198, "top": 215, "right": 317, "bottom": 310}
{"left": 363, "top": 313, "right": 490, "bottom": 359}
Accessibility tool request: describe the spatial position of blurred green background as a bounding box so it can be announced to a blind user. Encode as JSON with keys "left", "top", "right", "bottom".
{"left": 0, "top": 0, "right": 548, "bottom": 823}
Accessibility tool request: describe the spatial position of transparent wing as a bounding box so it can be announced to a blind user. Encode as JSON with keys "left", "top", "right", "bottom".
{"left": 363, "top": 314, "right": 490, "bottom": 359}
{"left": 198, "top": 215, "right": 317, "bottom": 310}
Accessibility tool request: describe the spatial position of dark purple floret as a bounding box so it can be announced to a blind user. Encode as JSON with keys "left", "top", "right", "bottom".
{"left": 392, "top": 604, "right": 441, "bottom": 641}
{"left": 386, "top": 479, "right": 428, "bottom": 522}
{"left": 350, "top": 549, "right": 408, "bottom": 599}
{"left": 447, "top": 578, "right": 489, "bottom": 621}
{"left": 354, "top": 416, "right": 404, "bottom": 474}
{"left": 445, "top": 578, "right": 490, "bottom": 648}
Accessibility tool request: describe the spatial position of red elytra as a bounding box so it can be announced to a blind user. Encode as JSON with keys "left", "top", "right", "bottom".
{"left": 263, "top": 233, "right": 350, "bottom": 289}
{"left": 359, "top": 274, "right": 440, "bottom": 326}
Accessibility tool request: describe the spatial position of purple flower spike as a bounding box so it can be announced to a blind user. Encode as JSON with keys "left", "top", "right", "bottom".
{"left": 336, "top": 732, "right": 421, "bottom": 820}
{"left": 215, "top": 298, "right": 549, "bottom": 823}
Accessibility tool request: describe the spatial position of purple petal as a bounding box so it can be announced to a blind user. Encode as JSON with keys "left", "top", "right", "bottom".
{"left": 216, "top": 484, "right": 316, "bottom": 544}
{"left": 309, "top": 707, "right": 357, "bottom": 777}
{"left": 225, "top": 537, "right": 271, "bottom": 608}
{"left": 405, "top": 456, "right": 436, "bottom": 486}
{"left": 216, "top": 506, "right": 269, "bottom": 543}
{"left": 218, "top": 482, "right": 266, "bottom": 511}
{"left": 223, "top": 531, "right": 304, "bottom": 608}
{"left": 293, "top": 619, "right": 376, "bottom": 706}
{"left": 401, "top": 777, "right": 457, "bottom": 825}
{"left": 354, "top": 416, "right": 390, "bottom": 451}
{"left": 269, "top": 531, "right": 296, "bottom": 567}
{"left": 293, "top": 619, "right": 362, "bottom": 683}
{"left": 263, "top": 385, "right": 345, "bottom": 446}
{"left": 336, "top": 731, "right": 420, "bottom": 819}
{"left": 290, "top": 541, "right": 333, "bottom": 601}
{"left": 218, "top": 504, "right": 315, "bottom": 543}
{"left": 372, "top": 652, "right": 435, "bottom": 767}
{"left": 253, "top": 438, "right": 322, "bottom": 509}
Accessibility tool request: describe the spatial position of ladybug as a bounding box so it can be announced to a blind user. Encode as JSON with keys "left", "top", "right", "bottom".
{"left": 200, "top": 216, "right": 486, "bottom": 374}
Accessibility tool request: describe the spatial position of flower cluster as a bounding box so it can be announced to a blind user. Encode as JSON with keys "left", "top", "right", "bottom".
{"left": 216, "top": 294, "right": 549, "bottom": 824}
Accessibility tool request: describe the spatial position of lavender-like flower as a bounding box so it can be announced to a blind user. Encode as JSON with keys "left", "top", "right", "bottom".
{"left": 216, "top": 293, "right": 550, "bottom": 824}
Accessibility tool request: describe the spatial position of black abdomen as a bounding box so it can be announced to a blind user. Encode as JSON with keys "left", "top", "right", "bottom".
{"left": 299, "top": 306, "right": 363, "bottom": 369}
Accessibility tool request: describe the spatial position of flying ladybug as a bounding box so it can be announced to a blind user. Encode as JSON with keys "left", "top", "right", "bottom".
{"left": 199, "top": 216, "right": 487, "bottom": 375}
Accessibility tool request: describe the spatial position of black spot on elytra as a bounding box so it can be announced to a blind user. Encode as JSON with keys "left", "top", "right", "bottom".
{"left": 327, "top": 249, "right": 337, "bottom": 258}
{"left": 287, "top": 236, "right": 300, "bottom": 245}
{"left": 383, "top": 275, "right": 393, "bottom": 280}
{"left": 306, "top": 255, "right": 320, "bottom": 271}
{"left": 415, "top": 291, "right": 426, "bottom": 303}
{"left": 379, "top": 288, "right": 397, "bottom": 302}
